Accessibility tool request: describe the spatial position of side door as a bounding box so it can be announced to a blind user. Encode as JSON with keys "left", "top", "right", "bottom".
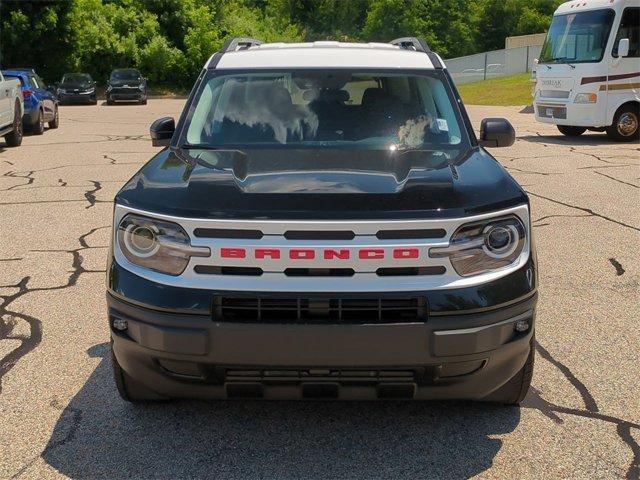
{"left": 0, "top": 72, "right": 10, "bottom": 127}
{"left": 29, "top": 74, "right": 55, "bottom": 121}
{"left": 608, "top": 7, "right": 640, "bottom": 123}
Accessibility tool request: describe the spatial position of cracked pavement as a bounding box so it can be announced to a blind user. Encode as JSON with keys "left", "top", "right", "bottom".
{"left": 0, "top": 101, "right": 638, "bottom": 479}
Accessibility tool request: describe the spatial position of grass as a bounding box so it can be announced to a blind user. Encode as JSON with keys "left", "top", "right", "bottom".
{"left": 457, "top": 73, "right": 534, "bottom": 106}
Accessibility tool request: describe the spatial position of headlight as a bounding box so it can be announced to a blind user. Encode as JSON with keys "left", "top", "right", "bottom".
{"left": 117, "top": 214, "right": 209, "bottom": 276}
{"left": 430, "top": 215, "right": 527, "bottom": 277}
{"left": 85, "top": 87, "right": 95, "bottom": 93}
{"left": 138, "top": 84, "right": 145, "bottom": 91}
{"left": 574, "top": 93, "right": 597, "bottom": 104}
{"left": 107, "top": 85, "right": 113, "bottom": 92}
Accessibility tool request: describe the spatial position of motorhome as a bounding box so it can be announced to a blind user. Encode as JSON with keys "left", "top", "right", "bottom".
{"left": 534, "top": 0, "right": 639, "bottom": 141}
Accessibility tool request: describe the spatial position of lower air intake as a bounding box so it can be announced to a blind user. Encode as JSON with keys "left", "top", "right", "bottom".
{"left": 214, "top": 296, "right": 427, "bottom": 324}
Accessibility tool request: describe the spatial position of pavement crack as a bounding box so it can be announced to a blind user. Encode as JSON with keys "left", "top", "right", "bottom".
{"left": 83, "top": 181, "right": 102, "bottom": 209}
{"left": 594, "top": 171, "right": 639, "bottom": 189}
{"left": 505, "top": 166, "right": 561, "bottom": 176}
{"left": 46, "top": 399, "right": 84, "bottom": 449}
{"left": 2, "top": 170, "right": 35, "bottom": 191}
{"left": 609, "top": 258, "right": 625, "bottom": 276}
{"left": 617, "top": 423, "right": 640, "bottom": 480}
{"left": 535, "top": 342, "right": 599, "bottom": 412}
{"left": 0, "top": 277, "right": 43, "bottom": 395}
{"left": 527, "top": 190, "right": 640, "bottom": 232}
{"left": 0, "top": 227, "right": 109, "bottom": 394}
{"left": 569, "top": 147, "right": 614, "bottom": 164}
{"left": 528, "top": 341, "right": 640, "bottom": 479}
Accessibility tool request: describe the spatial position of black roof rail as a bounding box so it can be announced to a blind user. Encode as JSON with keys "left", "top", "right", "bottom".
{"left": 207, "top": 37, "right": 263, "bottom": 69}
{"left": 390, "top": 37, "right": 431, "bottom": 53}
{"left": 390, "top": 37, "right": 443, "bottom": 69}
{"left": 219, "top": 37, "right": 263, "bottom": 53}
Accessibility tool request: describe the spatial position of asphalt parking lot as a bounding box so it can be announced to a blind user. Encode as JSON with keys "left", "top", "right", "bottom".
{"left": 0, "top": 99, "right": 638, "bottom": 479}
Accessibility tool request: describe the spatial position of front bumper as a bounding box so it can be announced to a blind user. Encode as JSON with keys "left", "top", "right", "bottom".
{"left": 108, "top": 90, "right": 145, "bottom": 102}
{"left": 534, "top": 99, "right": 607, "bottom": 127}
{"left": 59, "top": 92, "right": 96, "bottom": 103}
{"left": 109, "top": 287, "right": 537, "bottom": 401}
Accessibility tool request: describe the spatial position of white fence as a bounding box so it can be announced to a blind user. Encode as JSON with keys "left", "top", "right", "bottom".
{"left": 446, "top": 45, "right": 543, "bottom": 85}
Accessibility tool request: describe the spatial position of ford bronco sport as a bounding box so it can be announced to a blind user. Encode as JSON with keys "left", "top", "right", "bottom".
{"left": 108, "top": 38, "right": 537, "bottom": 404}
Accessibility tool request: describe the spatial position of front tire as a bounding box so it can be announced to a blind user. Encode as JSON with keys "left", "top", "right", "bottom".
{"left": 111, "top": 344, "right": 166, "bottom": 403}
{"left": 4, "top": 101, "right": 23, "bottom": 147}
{"left": 483, "top": 336, "right": 535, "bottom": 405}
{"left": 606, "top": 104, "right": 639, "bottom": 142}
{"left": 106, "top": 96, "right": 114, "bottom": 106}
{"left": 557, "top": 125, "right": 586, "bottom": 137}
{"left": 32, "top": 109, "right": 45, "bottom": 135}
{"left": 48, "top": 105, "right": 59, "bottom": 129}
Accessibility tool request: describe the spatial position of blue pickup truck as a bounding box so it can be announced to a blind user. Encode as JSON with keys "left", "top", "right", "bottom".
{"left": 1, "top": 69, "right": 59, "bottom": 134}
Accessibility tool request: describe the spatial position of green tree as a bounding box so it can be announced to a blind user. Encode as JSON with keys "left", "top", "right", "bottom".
{"left": 0, "top": 0, "right": 74, "bottom": 83}
{"left": 363, "top": 0, "right": 476, "bottom": 58}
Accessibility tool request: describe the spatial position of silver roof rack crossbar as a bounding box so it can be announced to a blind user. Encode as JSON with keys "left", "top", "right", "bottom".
{"left": 390, "top": 37, "right": 431, "bottom": 53}
{"left": 219, "top": 37, "right": 263, "bottom": 53}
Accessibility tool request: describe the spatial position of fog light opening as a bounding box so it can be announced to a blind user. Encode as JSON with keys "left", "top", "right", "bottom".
{"left": 112, "top": 318, "right": 128, "bottom": 331}
{"left": 514, "top": 319, "right": 530, "bottom": 333}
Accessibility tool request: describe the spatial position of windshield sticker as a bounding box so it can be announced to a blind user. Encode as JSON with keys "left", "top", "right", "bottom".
{"left": 436, "top": 118, "right": 449, "bottom": 132}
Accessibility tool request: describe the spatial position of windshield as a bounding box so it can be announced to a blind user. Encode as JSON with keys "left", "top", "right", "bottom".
{"left": 62, "top": 73, "right": 92, "bottom": 84}
{"left": 110, "top": 70, "right": 140, "bottom": 81}
{"left": 539, "top": 9, "right": 615, "bottom": 63}
{"left": 182, "top": 70, "right": 467, "bottom": 151}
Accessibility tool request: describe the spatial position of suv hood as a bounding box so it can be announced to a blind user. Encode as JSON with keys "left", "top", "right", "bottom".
{"left": 115, "top": 148, "right": 527, "bottom": 220}
{"left": 60, "top": 82, "right": 93, "bottom": 89}
{"left": 109, "top": 79, "right": 143, "bottom": 87}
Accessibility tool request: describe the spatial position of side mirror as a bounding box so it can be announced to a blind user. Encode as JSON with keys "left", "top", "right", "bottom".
{"left": 479, "top": 118, "right": 515, "bottom": 148}
{"left": 150, "top": 117, "right": 175, "bottom": 147}
{"left": 617, "top": 38, "right": 630, "bottom": 58}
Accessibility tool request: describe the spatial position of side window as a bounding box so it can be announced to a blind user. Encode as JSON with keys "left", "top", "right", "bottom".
{"left": 613, "top": 7, "right": 640, "bottom": 57}
{"left": 29, "top": 76, "right": 40, "bottom": 89}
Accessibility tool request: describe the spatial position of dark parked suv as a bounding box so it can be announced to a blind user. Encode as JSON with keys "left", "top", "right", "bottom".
{"left": 106, "top": 68, "right": 147, "bottom": 105}
{"left": 57, "top": 73, "right": 97, "bottom": 104}
{"left": 108, "top": 38, "right": 537, "bottom": 404}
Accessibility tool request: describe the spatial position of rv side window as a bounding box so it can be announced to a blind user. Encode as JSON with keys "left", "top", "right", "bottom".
{"left": 612, "top": 7, "right": 640, "bottom": 57}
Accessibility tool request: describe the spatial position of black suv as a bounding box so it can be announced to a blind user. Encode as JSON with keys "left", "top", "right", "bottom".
{"left": 106, "top": 68, "right": 147, "bottom": 105}
{"left": 108, "top": 38, "right": 537, "bottom": 405}
{"left": 57, "top": 73, "right": 97, "bottom": 104}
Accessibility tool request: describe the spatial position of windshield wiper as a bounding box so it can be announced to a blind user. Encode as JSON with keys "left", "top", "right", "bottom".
{"left": 180, "top": 144, "right": 221, "bottom": 150}
{"left": 549, "top": 57, "right": 576, "bottom": 69}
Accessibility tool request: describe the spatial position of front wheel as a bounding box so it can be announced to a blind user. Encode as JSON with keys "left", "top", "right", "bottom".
{"left": 606, "top": 104, "right": 639, "bottom": 142}
{"left": 4, "top": 105, "right": 23, "bottom": 147}
{"left": 48, "top": 105, "right": 59, "bottom": 129}
{"left": 32, "top": 109, "right": 45, "bottom": 135}
{"left": 557, "top": 125, "right": 586, "bottom": 137}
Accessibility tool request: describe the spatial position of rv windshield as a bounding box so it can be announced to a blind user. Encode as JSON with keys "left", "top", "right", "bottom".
{"left": 539, "top": 9, "right": 615, "bottom": 64}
